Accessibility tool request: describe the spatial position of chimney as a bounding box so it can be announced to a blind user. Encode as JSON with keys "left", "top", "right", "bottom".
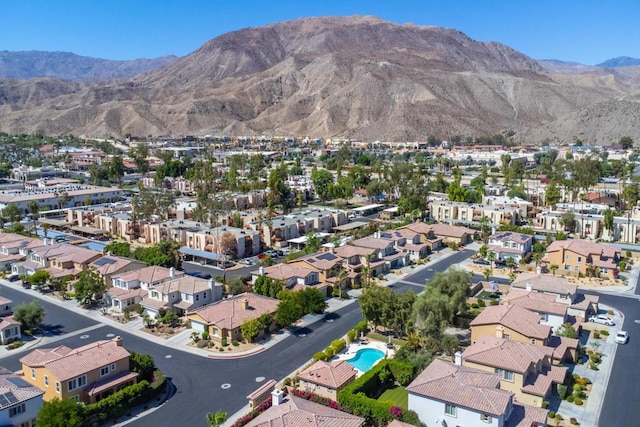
{"left": 113, "top": 336, "right": 123, "bottom": 347}
{"left": 271, "top": 388, "right": 284, "bottom": 406}
{"left": 536, "top": 265, "right": 542, "bottom": 275}
{"left": 525, "top": 282, "right": 532, "bottom": 292}
{"left": 170, "top": 267, "right": 175, "bottom": 279}
{"left": 454, "top": 351, "right": 463, "bottom": 366}
{"left": 259, "top": 266, "right": 265, "bottom": 276}
{"left": 242, "top": 299, "right": 249, "bottom": 310}
{"left": 496, "top": 325, "right": 504, "bottom": 338}
{"left": 209, "top": 278, "right": 215, "bottom": 290}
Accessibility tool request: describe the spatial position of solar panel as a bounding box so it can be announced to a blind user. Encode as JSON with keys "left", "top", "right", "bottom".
{"left": 2, "top": 392, "right": 17, "bottom": 405}
{"left": 0, "top": 395, "right": 9, "bottom": 407}
{"left": 306, "top": 259, "right": 316, "bottom": 263}
{"left": 94, "top": 257, "right": 117, "bottom": 266}
{"left": 5, "top": 377, "right": 31, "bottom": 388}
{"left": 317, "top": 253, "right": 337, "bottom": 261}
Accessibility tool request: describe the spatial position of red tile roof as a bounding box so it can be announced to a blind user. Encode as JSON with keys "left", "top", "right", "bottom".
{"left": 298, "top": 360, "right": 356, "bottom": 390}
{"left": 462, "top": 336, "right": 555, "bottom": 373}
{"left": 188, "top": 293, "right": 279, "bottom": 330}
{"left": 470, "top": 304, "right": 551, "bottom": 340}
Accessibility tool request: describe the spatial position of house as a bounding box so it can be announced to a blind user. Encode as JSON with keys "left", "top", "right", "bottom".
{"left": 11, "top": 241, "right": 101, "bottom": 280}
{"left": 470, "top": 304, "right": 552, "bottom": 346}
{"left": 187, "top": 293, "right": 279, "bottom": 342}
{"left": 252, "top": 264, "right": 329, "bottom": 296}
{"left": 407, "top": 358, "right": 548, "bottom": 427}
{"left": 0, "top": 367, "right": 45, "bottom": 427}
{"left": 462, "top": 336, "right": 567, "bottom": 407}
{"left": 141, "top": 276, "right": 223, "bottom": 318}
{"left": 334, "top": 245, "right": 385, "bottom": 284}
{"left": 0, "top": 233, "right": 43, "bottom": 269}
{"left": 351, "top": 233, "right": 410, "bottom": 271}
{"left": 503, "top": 289, "right": 568, "bottom": 332}
{"left": 425, "top": 223, "right": 477, "bottom": 246}
{"left": 106, "top": 266, "right": 182, "bottom": 311}
{"left": 19, "top": 336, "right": 137, "bottom": 404}
{"left": 89, "top": 255, "right": 146, "bottom": 288}
{"left": 0, "top": 296, "right": 21, "bottom": 345}
{"left": 297, "top": 360, "right": 357, "bottom": 401}
{"left": 288, "top": 251, "right": 347, "bottom": 289}
{"left": 245, "top": 390, "right": 365, "bottom": 427}
{"left": 511, "top": 273, "right": 599, "bottom": 321}
{"left": 542, "top": 239, "right": 620, "bottom": 279}
{"left": 487, "top": 231, "right": 533, "bottom": 263}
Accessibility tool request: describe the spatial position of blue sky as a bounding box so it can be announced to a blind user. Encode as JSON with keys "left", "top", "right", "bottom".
{"left": 2, "top": 0, "right": 639, "bottom": 65}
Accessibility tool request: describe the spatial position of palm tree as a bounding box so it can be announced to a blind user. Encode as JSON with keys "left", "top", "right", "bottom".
{"left": 206, "top": 411, "right": 227, "bottom": 427}
{"left": 405, "top": 330, "right": 425, "bottom": 351}
{"left": 27, "top": 200, "right": 40, "bottom": 235}
{"left": 550, "top": 264, "right": 559, "bottom": 276}
{"left": 487, "top": 251, "right": 496, "bottom": 268}
{"left": 482, "top": 268, "right": 493, "bottom": 281}
{"left": 505, "top": 257, "right": 517, "bottom": 272}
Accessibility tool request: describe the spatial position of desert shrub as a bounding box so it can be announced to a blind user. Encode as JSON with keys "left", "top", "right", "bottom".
{"left": 232, "top": 340, "right": 239, "bottom": 346}
{"left": 557, "top": 384, "right": 568, "bottom": 399}
{"left": 347, "top": 330, "right": 357, "bottom": 342}
{"left": 592, "top": 331, "right": 600, "bottom": 339}
{"left": 567, "top": 395, "right": 575, "bottom": 403}
{"left": 589, "top": 361, "right": 598, "bottom": 370}
{"left": 556, "top": 414, "right": 564, "bottom": 421}
{"left": 574, "top": 397, "right": 583, "bottom": 405}
{"left": 582, "top": 377, "right": 592, "bottom": 385}
{"left": 197, "top": 340, "right": 208, "bottom": 348}
{"left": 202, "top": 331, "right": 209, "bottom": 340}
{"left": 600, "top": 329, "right": 609, "bottom": 336}
{"left": 477, "top": 299, "right": 486, "bottom": 308}
{"left": 331, "top": 339, "right": 346, "bottom": 354}
{"left": 324, "top": 347, "right": 335, "bottom": 358}
{"left": 471, "top": 303, "right": 479, "bottom": 309}
{"left": 221, "top": 338, "right": 228, "bottom": 347}
{"left": 283, "top": 377, "right": 291, "bottom": 386}
{"left": 572, "top": 384, "right": 583, "bottom": 392}
{"left": 542, "top": 401, "right": 549, "bottom": 409}
{"left": 548, "top": 411, "right": 555, "bottom": 418}
{"left": 313, "top": 351, "right": 326, "bottom": 361}
{"left": 607, "top": 309, "right": 614, "bottom": 315}
{"left": 570, "top": 417, "right": 579, "bottom": 425}
{"left": 490, "top": 300, "right": 499, "bottom": 306}
{"left": 576, "top": 377, "right": 587, "bottom": 386}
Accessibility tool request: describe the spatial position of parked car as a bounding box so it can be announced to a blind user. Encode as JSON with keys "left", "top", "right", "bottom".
{"left": 589, "top": 314, "right": 615, "bottom": 326}
{"left": 473, "top": 258, "right": 491, "bottom": 265}
{"left": 7, "top": 274, "right": 19, "bottom": 282}
{"left": 615, "top": 331, "right": 629, "bottom": 344}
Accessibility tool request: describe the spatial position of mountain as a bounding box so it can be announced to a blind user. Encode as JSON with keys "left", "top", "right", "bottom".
{"left": 0, "top": 16, "right": 638, "bottom": 142}
{"left": 537, "top": 59, "right": 604, "bottom": 74}
{"left": 596, "top": 56, "right": 640, "bottom": 68}
{"left": 0, "top": 51, "right": 177, "bottom": 81}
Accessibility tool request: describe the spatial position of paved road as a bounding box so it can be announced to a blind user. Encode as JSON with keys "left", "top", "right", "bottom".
{"left": 594, "top": 292, "right": 640, "bottom": 426}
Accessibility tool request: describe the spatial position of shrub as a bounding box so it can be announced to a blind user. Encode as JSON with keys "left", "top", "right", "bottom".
{"left": 589, "top": 361, "right": 599, "bottom": 370}
{"left": 570, "top": 417, "right": 579, "bottom": 425}
{"left": 347, "top": 330, "right": 357, "bottom": 342}
{"left": 324, "top": 347, "right": 335, "bottom": 358}
{"left": 313, "top": 351, "right": 326, "bottom": 361}
{"left": 556, "top": 414, "right": 564, "bottom": 421}
{"left": 557, "top": 384, "right": 568, "bottom": 399}
{"left": 548, "top": 411, "right": 555, "bottom": 418}
{"left": 490, "top": 300, "right": 499, "bottom": 306}
{"left": 607, "top": 309, "right": 614, "bottom": 315}
{"left": 219, "top": 347, "right": 224, "bottom": 352}
{"left": 574, "top": 397, "right": 583, "bottom": 405}
{"left": 331, "top": 339, "right": 346, "bottom": 354}
{"left": 232, "top": 340, "right": 239, "bottom": 346}
{"left": 573, "top": 383, "right": 583, "bottom": 392}
{"left": 567, "top": 395, "right": 575, "bottom": 403}
{"left": 471, "top": 303, "right": 479, "bottom": 309}
{"left": 593, "top": 331, "right": 600, "bottom": 339}
{"left": 197, "top": 340, "right": 208, "bottom": 348}
{"left": 477, "top": 299, "right": 486, "bottom": 307}
{"left": 542, "top": 401, "right": 549, "bottom": 409}
{"left": 576, "top": 377, "right": 587, "bottom": 386}
{"left": 582, "top": 377, "right": 592, "bottom": 385}
{"left": 221, "top": 338, "right": 228, "bottom": 347}
{"left": 600, "top": 329, "right": 609, "bottom": 336}
{"left": 283, "top": 377, "right": 291, "bottom": 386}
{"left": 85, "top": 380, "right": 150, "bottom": 420}
{"left": 201, "top": 331, "right": 210, "bottom": 340}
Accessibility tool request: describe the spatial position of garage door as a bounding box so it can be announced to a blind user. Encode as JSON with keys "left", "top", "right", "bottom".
{"left": 191, "top": 321, "right": 206, "bottom": 333}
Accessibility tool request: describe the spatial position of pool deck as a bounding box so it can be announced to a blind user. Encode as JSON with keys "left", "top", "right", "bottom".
{"left": 336, "top": 340, "right": 396, "bottom": 376}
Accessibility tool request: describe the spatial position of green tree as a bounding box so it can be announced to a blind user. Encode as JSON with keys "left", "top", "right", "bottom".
{"left": 557, "top": 322, "right": 579, "bottom": 339}
{"left": 13, "top": 301, "right": 46, "bottom": 332}
{"left": 37, "top": 397, "right": 86, "bottom": 427}
{"left": 413, "top": 268, "right": 471, "bottom": 338}
{"left": 2, "top": 203, "right": 22, "bottom": 224}
{"left": 27, "top": 200, "right": 40, "bottom": 233}
{"left": 226, "top": 278, "right": 245, "bottom": 295}
{"left": 275, "top": 298, "right": 303, "bottom": 327}
{"left": 240, "top": 319, "right": 261, "bottom": 342}
{"left": 29, "top": 270, "right": 51, "bottom": 289}
{"left": 206, "top": 411, "right": 228, "bottom": 427}
{"left": 73, "top": 268, "right": 106, "bottom": 307}
{"left": 559, "top": 211, "right": 576, "bottom": 232}
{"left": 545, "top": 180, "right": 561, "bottom": 208}
{"left": 620, "top": 136, "right": 634, "bottom": 150}
{"left": 103, "top": 241, "right": 132, "bottom": 257}
{"left": 108, "top": 155, "right": 125, "bottom": 183}
{"left": 603, "top": 208, "right": 615, "bottom": 241}
{"left": 311, "top": 168, "right": 334, "bottom": 202}
{"left": 550, "top": 264, "right": 559, "bottom": 276}
{"left": 298, "top": 287, "right": 327, "bottom": 314}
{"left": 129, "top": 352, "right": 156, "bottom": 381}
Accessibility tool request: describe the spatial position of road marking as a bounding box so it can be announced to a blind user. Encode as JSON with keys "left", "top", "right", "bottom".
{"left": 80, "top": 334, "right": 90, "bottom": 339}
{"left": 106, "top": 333, "right": 115, "bottom": 338}
{"left": 326, "top": 319, "right": 334, "bottom": 323}
{"left": 634, "top": 320, "right": 640, "bottom": 324}
{"left": 255, "top": 377, "right": 265, "bottom": 382}
{"left": 221, "top": 383, "right": 231, "bottom": 389}
{"left": 165, "top": 355, "right": 172, "bottom": 359}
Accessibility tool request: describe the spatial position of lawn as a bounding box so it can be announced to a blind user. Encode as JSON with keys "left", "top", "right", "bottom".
{"left": 379, "top": 385, "right": 408, "bottom": 409}
{"left": 367, "top": 332, "right": 406, "bottom": 347}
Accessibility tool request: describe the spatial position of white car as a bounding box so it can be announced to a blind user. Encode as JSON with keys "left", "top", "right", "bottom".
{"left": 589, "top": 314, "right": 615, "bottom": 326}
{"left": 615, "top": 331, "right": 629, "bottom": 344}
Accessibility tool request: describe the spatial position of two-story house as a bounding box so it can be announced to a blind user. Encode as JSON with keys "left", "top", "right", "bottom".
{"left": 0, "top": 368, "right": 45, "bottom": 427}
{"left": 407, "top": 359, "right": 548, "bottom": 427}
{"left": 333, "top": 245, "right": 381, "bottom": 286}
{"left": 0, "top": 296, "right": 21, "bottom": 345}
{"left": 542, "top": 239, "right": 620, "bottom": 279}
{"left": 297, "top": 360, "right": 357, "bottom": 401}
{"left": 288, "top": 251, "right": 347, "bottom": 289}
{"left": 252, "top": 264, "right": 328, "bottom": 296}
{"left": 141, "top": 276, "right": 223, "bottom": 318}
{"left": 0, "top": 233, "right": 43, "bottom": 269}
{"left": 511, "top": 273, "right": 599, "bottom": 321}
{"left": 351, "top": 233, "right": 409, "bottom": 271}
{"left": 19, "top": 336, "right": 137, "bottom": 404}
{"left": 487, "top": 231, "right": 533, "bottom": 263}
{"left": 105, "top": 266, "right": 183, "bottom": 311}
{"left": 89, "top": 255, "right": 146, "bottom": 288}
{"left": 503, "top": 289, "right": 568, "bottom": 332}
{"left": 11, "top": 241, "right": 101, "bottom": 280}
{"left": 462, "top": 336, "right": 567, "bottom": 407}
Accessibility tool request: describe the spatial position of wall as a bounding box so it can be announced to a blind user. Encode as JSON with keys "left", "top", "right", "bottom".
{"left": 408, "top": 393, "right": 502, "bottom": 427}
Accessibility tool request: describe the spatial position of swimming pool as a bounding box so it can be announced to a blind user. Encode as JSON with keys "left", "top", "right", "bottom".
{"left": 346, "top": 348, "right": 385, "bottom": 372}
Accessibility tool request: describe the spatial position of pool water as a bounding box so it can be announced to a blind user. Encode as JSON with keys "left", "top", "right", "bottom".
{"left": 79, "top": 242, "right": 107, "bottom": 251}
{"left": 346, "top": 348, "right": 385, "bottom": 372}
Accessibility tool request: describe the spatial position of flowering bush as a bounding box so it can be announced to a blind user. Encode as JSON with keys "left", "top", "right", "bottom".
{"left": 231, "top": 399, "right": 273, "bottom": 427}
{"left": 390, "top": 406, "right": 403, "bottom": 417}
{"left": 290, "top": 389, "right": 342, "bottom": 410}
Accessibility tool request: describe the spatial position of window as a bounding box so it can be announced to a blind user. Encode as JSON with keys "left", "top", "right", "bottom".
{"left": 481, "top": 414, "right": 492, "bottom": 423}
{"left": 495, "top": 368, "right": 515, "bottom": 382}
{"left": 68, "top": 375, "right": 87, "bottom": 391}
{"left": 44, "top": 375, "right": 49, "bottom": 387}
{"left": 100, "top": 366, "right": 110, "bottom": 376}
{"left": 565, "top": 264, "right": 571, "bottom": 270}
{"left": 577, "top": 256, "right": 582, "bottom": 263}
{"left": 195, "top": 294, "right": 199, "bottom": 301}
{"left": 31, "top": 368, "right": 36, "bottom": 379}
{"left": 56, "top": 382, "right": 60, "bottom": 393}
{"left": 212, "top": 327, "right": 219, "bottom": 337}
{"left": 575, "top": 266, "right": 579, "bottom": 271}
{"left": 531, "top": 339, "right": 537, "bottom": 345}
{"left": 445, "top": 403, "right": 457, "bottom": 417}
{"left": 539, "top": 313, "right": 549, "bottom": 322}
{"left": 111, "top": 363, "right": 116, "bottom": 371}
{"left": 9, "top": 403, "right": 25, "bottom": 417}
{"left": 503, "top": 334, "right": 510, "bottom": 340}
{"left": 565, "top": 255, "right": 570, "bottom": 260}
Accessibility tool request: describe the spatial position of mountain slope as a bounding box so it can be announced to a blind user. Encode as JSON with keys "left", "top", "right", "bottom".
{"left": 0, "top": 16, "right": 637, "bottom": 142}
{"left": 596, "top": 56, "right": 640, "bottom": 68}
{"left": 0, "top": 51, "right": 177, "bottom": 81}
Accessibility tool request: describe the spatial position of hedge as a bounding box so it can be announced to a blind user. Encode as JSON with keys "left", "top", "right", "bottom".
{"left": 85, "top": 380, "right": 150, "bottom": 421}
{"left": 331, "top": 339, "right": 346, "bottom": 353}
{"left": 338, "top": 359, "right": 414, "bottom": 426}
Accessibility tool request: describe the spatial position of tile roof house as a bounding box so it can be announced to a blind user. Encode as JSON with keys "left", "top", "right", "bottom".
{"left": 19, "top": 336, "right": 137, "bottom": 404}
{"left": 245, "top": 391, "right": 365, "bottom": 427}
{"left": 542, "top": 239, "right": 620, "bottom": 279}
{"left": 351, "top": 232, "right": 410, "bottom": 271}
{"left": 503, "top": 289, "right": 568, "bottom": 332}
{"left": 252, "top": 264, "right": 329, "bottom": 296}
{"left": 89, "top": 255, "right": 146, "bottom": 288}
{"left": 141, "top": 275, "right": 223, "bottom": 318}
{"left": 0, "top": 296, "right": 21, "bottom": 346}
{"left": 0, "top": 367, "right": 45, "bottom": 427}
{"left": 470, "top": 304, "right": 552, "bottom": 346}
{"left": 407, "top": 359, "right": 548, "bottom": 427}
{"left": 106, "top": 266, "right": 183, "bottom": 311}
{"left": 288, "top": 251, "right": 346, "bottom": 288}
{"left": 11, "top": 241, "right": 101, "bottom": 280}
{"left": 297, "top": 360, "right": 357, "bottom": 401}
{"left": 187, "top": 293, "right": 279, "bottom": 343}
{"left": 462, "top": 336, "right": 567, "bottom": 407}
{"left": 511, "top": 273, "right": 599, "bottom": 320}
{"left": 414, "top": 221, "right": 477, "bottom": 245}
{"left": 0, "top": 233, "right": 44, "bottom": 268}
{"left": 487, "top": 231, "right": 533, "bottom": 262}
{"left": 333, "top": 245, "right": 379, "bottom": 287}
